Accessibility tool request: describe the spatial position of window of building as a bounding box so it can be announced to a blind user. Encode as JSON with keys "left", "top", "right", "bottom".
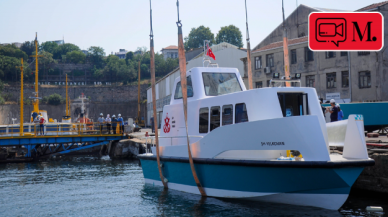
{"left": 359, "top": 71, "right": 371, "bottom": 88}
{"left": 174, "top": 76, "right": 194, "bottom": 99}
{"left": 325, "top": 51, "right": 336, "bottom": 59}
{"left": 210, "top": 106, "right": 220, "bottom": 131}
{"left": 358, "top": 52, "right": 370, "bottom": 56}
{"left": 304, "top": 47, "right": 314, "bottom": 62}
{"left": 306, "top": 75, "right": 315, "bottom": 87}
{"left": 255, "top": 81, "right": 263, "bottom": 88}
{"left": 267, "top": 80, "right": 271, "bottom": 87}
{"left": 235, "top": 103, "right": 248, "bottom": 123}
{"left": 342, "top": 71, "right": 349, "bottom": 88}
{"left": 202, "top": 73, "right": 242, "bottom": 96}
{"left": 340, "top": 52, "right": 348, "bottom": 56}
{"left": 266, "top": 54, "right": 274, "bottom": 67}
{"left": 291, "top": 49, "right": 297, "bottom": 64}
{"left": 326, "top": 72, "right": 337, "bottom": 89}
{"left": 255, "top": 56, "right": 262, "bottom": 69}
{"left": 199, "top": 107, "right": 209, "bottom": 133}
{"left": 222, "top": 105, "right": 233, "bottom": 126}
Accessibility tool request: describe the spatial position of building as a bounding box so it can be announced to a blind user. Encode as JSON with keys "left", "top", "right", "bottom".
{"left": 81, "top": 50, "right": 88, "bottom": 55}
{"left": 161, "top": 45, "right": 178, "bottom": 60}
{"left": 115, "top": 49, "right": 128, "bottom": 59}
{"left": 146, "top": 42, "right": 247, "bottom": 127}
{"left": 241, "top": 2, "right": 388, "bottom": 103}
{"left": 51, "top": 40, "right": 65, "bottom": 45}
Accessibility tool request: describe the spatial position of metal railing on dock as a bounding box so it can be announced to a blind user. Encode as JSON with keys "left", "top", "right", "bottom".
{"left": 0, "top": 122, "right": 125, "bottom": 138}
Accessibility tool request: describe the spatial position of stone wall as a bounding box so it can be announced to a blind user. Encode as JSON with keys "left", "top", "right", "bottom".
{"left": 2, "top": 84, "right": 148, "bottom": 103}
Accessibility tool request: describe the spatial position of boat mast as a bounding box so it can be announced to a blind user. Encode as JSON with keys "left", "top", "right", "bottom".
{"left": 66, "top": 74, "right": 69, "bottom": 117}
{"left": 282, "top": 0, "right": 291, "bottom": 87}
{"left": 30, "top": 33, "right": 43, "bottom": 113}
{"left": 245, "top": 0, "right": 253, "bottom": 90}
{"left": 18, "top": 58, "right": 24, "bottom": 136}
{"left": 149, "top": 0, "right": 168, "bottom": 189}
{"left": 176, "top": 0, "right": 206, "bottom": 196}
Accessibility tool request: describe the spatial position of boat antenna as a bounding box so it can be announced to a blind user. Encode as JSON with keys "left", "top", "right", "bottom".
{"left": 149, "top": 0, "right": 168, "bottom": 189}
{"left": 245, "top": 0, "right": 253, "bottom": 90}
{"left": 17, "top": 58, "right": 24, "bottom": 136}
{"left": 282, "top": 0, "right": 291, "bottom": 87}
{"left": 30, "top": 33, "right": 43, "bottom": 113}
{"left": 176, "top": 0, "right": 207, "bottom": 197}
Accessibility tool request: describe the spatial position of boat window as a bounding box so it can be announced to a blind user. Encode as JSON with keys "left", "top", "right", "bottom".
{"left": 222, "top": 105, "right": 233, "bottom": 126}
{"left": 174, "top": 76, "right": 194, "bottom": 99}
{"left": 235, "top": 103, "right": 249, "bottom": 123}
{"left": 277, "top": 93, "right": 309, "bottom": 117}
{"left": 199, "top": 107, "right": 209, "bottom": 133}
{"left": 202, "top": 73, "right": 242, "bottom": 96}
{"left": 210, "top": 106, "right": 220, "bottom": 131}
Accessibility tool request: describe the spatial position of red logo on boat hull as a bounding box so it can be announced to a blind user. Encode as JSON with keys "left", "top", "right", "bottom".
{"left": 163, "top": 113, "right": 170, "bottom": 133}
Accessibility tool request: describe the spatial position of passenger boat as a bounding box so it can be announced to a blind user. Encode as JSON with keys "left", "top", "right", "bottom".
{"left": 138, "top": 66, "right": 375, "bottom": 210}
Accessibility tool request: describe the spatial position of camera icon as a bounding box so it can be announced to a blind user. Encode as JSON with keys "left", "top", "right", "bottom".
{"left": 315, "top": 18, "right": 347, "bottom": 47}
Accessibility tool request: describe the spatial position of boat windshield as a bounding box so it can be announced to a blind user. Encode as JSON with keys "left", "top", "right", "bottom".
{"left": 202, "top": 73, "right": 242, "bottom": 96}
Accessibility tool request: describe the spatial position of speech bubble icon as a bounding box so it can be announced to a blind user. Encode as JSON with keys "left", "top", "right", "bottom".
{"left": 315, "top": 18, "right": 347, "bottom": 47}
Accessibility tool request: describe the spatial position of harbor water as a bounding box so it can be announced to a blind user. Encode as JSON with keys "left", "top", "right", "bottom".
{"left": 0, "top": 157, "right": 386, "bottom": 217}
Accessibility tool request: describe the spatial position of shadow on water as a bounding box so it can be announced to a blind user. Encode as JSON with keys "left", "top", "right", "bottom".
{"left": 141, "top": 184, "right": 343, "bottom": 217}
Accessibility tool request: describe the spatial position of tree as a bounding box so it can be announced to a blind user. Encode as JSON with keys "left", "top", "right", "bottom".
{"left": 0, "top": 44, "right": 28, "bottom": 60}
{"left": 47, "top": 93, "right": 62, "bottom": 105}
{"left": 66, "top": 50, "right": 86, "bottom": 64}
{"left": 40, "top": 41, "right": 59, "bottom": 54}
{"left": 125, "top": 51, "right": 134, "bottom": 64}
{"left": 20, "top": 41, "right": 37, "bottom": 56}
{"left": 215, "top": 25, "right": 244, "bottom": 48}
{"left": 88, "top": 46, "right": 105, "bottom": 68}
{"left": 53, "top": 43, "right": 80, "bottom": 59}
{"left": 184, "top": 26, "right": 214, "bottom": 51}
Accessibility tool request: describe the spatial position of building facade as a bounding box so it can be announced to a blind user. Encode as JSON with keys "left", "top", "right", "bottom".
{"left": 115, "top": 49, "right": 128, "bottom": 59}
{"left": 241, "top": 3, "right": 388, "bottom": 102}
{"left": 146, "top": 42, "right": 247, "bottom": 127}
{"left": 161, "top": 45, "right": 178, "bottom": 60}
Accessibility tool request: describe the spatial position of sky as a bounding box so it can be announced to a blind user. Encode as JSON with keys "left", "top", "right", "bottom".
{"left": 0, "top": 0, "right": 379, "bottom": 55}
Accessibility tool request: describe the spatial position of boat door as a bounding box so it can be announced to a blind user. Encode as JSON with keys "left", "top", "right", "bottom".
{"left": 278, "top": 93, "right": 309, "bottom": 117}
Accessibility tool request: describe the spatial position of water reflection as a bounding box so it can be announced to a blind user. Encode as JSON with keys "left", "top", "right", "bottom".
{"left": 0, "top": 157, "right": 386, "bottom": 216}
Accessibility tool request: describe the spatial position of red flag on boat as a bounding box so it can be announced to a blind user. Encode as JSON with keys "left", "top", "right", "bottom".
{"left": 206, "top": 44, "right": 216, "bottom": 60}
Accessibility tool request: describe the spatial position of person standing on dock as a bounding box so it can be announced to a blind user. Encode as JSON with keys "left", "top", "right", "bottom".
{"left": 98, "top": 113, "right": 105, "bottom": 134}
{"left": 33, "top": 115, "right": 40, "bottom": 136}
{"left": 327, "top": 99, "right": 339, "bottom": 122}
{"left": 150, "top": 116, "right": 154, "bottom": 133}
{"left": 39, "top": 116, "right": 46, "bottom": 136}
{"left": 111, "top": 115, "right": 117, "bottom": 134}
{"left": 117, "top": 114, "right": 124, "bottom": 135}
{"left": 337, "top": 104, "right": 344, "bottom": 121}
{"left": 106, "top": 114, "right": 112, "bottom": 134}
{"left": 320, "top": 100, "right": 326, "bottom": 116}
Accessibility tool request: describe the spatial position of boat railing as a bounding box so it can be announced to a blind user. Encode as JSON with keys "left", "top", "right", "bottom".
{"left": 141, "top": 135, "right": 204, "bottom": 147}
{"left": 0, "top": 122, "right": 125, "bottom": 138}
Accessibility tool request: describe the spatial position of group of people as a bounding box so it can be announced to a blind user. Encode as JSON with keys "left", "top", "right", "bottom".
{"left": 33, "top": 114, "right": 46, "bottom": 135}
{"left": 98, "top": 113, "right": 125, "bottom": 134}
{"left": 320, "top": 99, "right": 344, "bottom": 122}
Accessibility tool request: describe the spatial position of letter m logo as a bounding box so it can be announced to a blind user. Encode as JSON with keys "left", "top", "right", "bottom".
{"left": 352, "top": 22, "right": 373, "bottom": 41}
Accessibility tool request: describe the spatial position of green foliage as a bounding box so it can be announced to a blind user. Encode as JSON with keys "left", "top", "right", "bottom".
{"left": 0, "top": 44, "right": 28, "bottom": 60}
{"left": 53, "top": 43, "right": 80, "bottom": 59}
{"left": 88, "top": 46, "right": 105, "bottom": 68}
{"left": 66, "top": 50, "right": 86, "bottom": 64}
{"left": 32, "top": 51, "right": 56, "bottom": 65}
{"left": 0, "top": 96, "right": 4, "bottom": 105}
{"left": 42, "top": 96, "right": 49, "bottom": 104}
{"left": 0, "top": 80, "right": 4, "bottom": 92}
{"left": 40, "top": 41, "right": 59, "bottom": 54}
{"left": 125, "top": 51, "right": 134, "bottom": 63}
{"left": 20, "top": 41, "right": 37, "bottom": 56}
{"left": 48, "top": 68, "right": 61, "bottom": 75}
{"left": 47, "top": 93, "right": 62, "bottom": 105}
{"left": 0, "top": 55, "right": 21, "bottom": 81}
{"left": 184, "top": 26, "right": 214, "bottom": 51}
{"left": 92, "top": 66, "right": 103, "bottom": 79}
{"left": 215, "top": 25, "right": 244, "bottom": 48}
